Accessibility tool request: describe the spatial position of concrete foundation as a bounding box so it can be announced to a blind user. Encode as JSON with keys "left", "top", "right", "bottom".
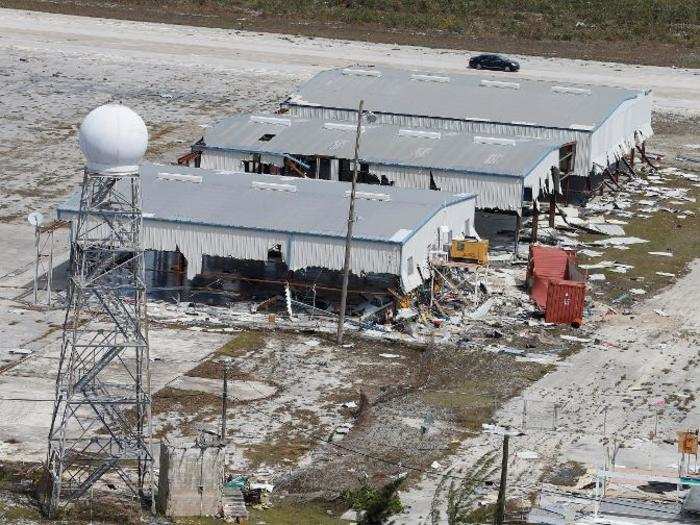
{"left": 157, "top": 439, "right": 225, "bottom": 517}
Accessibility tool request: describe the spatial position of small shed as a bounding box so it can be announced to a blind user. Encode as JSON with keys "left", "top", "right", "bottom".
{"left": 283, "top": 66, "right": 653, "bottom": 178}
{"left": 193, "top": 113, "right": 561, "bottom": 212}
{"left": 57, "top": 162, "right": 477, "bottom": 292}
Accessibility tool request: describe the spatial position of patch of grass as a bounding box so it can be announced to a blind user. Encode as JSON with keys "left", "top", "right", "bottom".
{"left": 152, "top": 386, "right": 221, "bottom": 416}
{"left": 578, "top": 173, "right": 699, "bottom": 305}
{"left": 245, "top": 414, "right": 323, "bottom": 468}
{"left": 186, "top": 330, "right": 265, "bottom": 379}
{"left": 249, "top": 502, "right": 344, "bottom": 524}
{"left": 420, "top": 350, "right": 552, "bottom": 431}
{"left": 0, "top": 501, "right": 42, "bottom": 522}
{"left": 61, "top": 497, "right": 143, "bottom": 525}
{"left": 174, "top": 518, "right": 227, "bottom": 525}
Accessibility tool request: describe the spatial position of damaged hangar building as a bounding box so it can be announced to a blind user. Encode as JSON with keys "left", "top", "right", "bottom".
{"left": 280, "top": 66, "right": 653, "bottom": 191}
{"left": 57, "top": 163, "right": 477, "bottom": 297}
{"left": 189, "top": 114, "right": 559, "bottom": 214}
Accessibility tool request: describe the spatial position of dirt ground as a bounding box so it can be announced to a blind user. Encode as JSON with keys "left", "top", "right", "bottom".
{"left": 0, "top": 6, "right": 699, "bottom": 524}
{"left": 2, "top": 0, "right": 698, "bottom": 68}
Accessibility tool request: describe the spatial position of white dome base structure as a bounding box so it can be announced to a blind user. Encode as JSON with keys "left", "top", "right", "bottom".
{"left": 79, "top": 103, "right": 148, "bottom": 174}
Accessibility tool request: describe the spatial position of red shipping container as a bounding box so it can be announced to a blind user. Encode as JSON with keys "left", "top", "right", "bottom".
{"left": 527, "top": 244, "right": 587, "bottom": 326}
{"left": 543, "top": 278, "right": 586, "bottom": 325}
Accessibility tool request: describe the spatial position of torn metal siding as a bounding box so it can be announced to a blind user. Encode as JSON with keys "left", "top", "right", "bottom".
{"left": 56, "top": 163, "right": 477, "bottom": 292}
{"left": 200, "top": 149, "right": 247, "bottom": 171}
{"left": 285, "top": 67, "right": 653, "bottom": 176}
{"left": 56, "top": 210, "right": 403, "bottom": 284}
{"left": 201, "top": 114, "right": 561, "bottom": 178}
{"left": 589, "top": 93, "right": 654, "bottom": 169}
{"left": 367, "top": 164, "right": 524, "bottom": 211}
{"left": 289, "top": 105, "right": 595, "bottom": 175}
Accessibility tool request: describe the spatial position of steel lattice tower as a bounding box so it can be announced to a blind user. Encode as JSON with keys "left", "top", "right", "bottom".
{"left": 44, "top": 106, "right": 154, "bottom": 517}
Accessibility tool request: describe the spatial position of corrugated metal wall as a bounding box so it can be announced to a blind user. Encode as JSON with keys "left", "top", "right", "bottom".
{"left": 400, "top": 198, "right": 477, "bottom": 290}
{"left": 590, "top": 93, "right": 654, "bottom": 169}
{"left": 199, "top": 150, "right": 530, "bottom": 212}
{"left": 368, "top": 164, "right": 523, "bottom": 211}
{"left": 287, "top": 95, "right": 653, "bottom": 177}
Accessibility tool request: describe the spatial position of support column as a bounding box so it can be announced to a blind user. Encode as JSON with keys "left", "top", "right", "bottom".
{"left": 548, "top": 192, "right": 556, "bottom": 228}
{"left": 513, "top": 212, "right": 522, "bottom": 255}
{"left": 549, "top": 166, "right": 560, "bottom": 228}
{"left": 630, "top": 147, "right": 636, "bottom": 169}
{"left": 531, "top": 199, "right": 539, "bottom": 243}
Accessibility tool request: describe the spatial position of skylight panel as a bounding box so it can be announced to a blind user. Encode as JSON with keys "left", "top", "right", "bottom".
{"left": 410, "top": 73, "right": 450, "bottom": 83}
{"left": 346, "top": 190, "right": 391, "bottom": 201}
{"left": 474, "top": 136, "right": 516, "bottom": 146}
{"left": 156, "top": 172, "right": 203, "bottom": 184}
{"left": 398, "top": 129, "right": 441, "bottom": 140}
{"left": 252, "top": 181, "right": 297, "bottom": 193}
{"left": 323, "top": 122, "right": 364, "bottom": 132}
{"left": 341, "top": 68, "right": 382, "bottom": 78}
{"left": 249, "top": 115, "right": 292, "bottom": 126}
{"left": 552, "top": 86, "right": 592, "bottom": 96}
{"left": 479, "top": 80, "right": 520, "bottom": 90}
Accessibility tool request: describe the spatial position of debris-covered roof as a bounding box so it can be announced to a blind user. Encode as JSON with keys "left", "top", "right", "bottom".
{"left": 201, "top": 113, "right": 561, "bottom": 179}
{"left": 285, "top": 66, "right": 645, "bottom": 131}
{"left": 57, "top": 162, "right": 475, "bottom": 244}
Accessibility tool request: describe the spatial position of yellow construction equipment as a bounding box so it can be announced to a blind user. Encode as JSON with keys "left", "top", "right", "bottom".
{"left": 449, "top": 239, "right": 489, "bottom": 265}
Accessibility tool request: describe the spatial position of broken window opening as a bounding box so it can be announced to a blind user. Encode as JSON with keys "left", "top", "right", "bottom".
{"left": 429, "top": 171, "right": 441, "bottom": 191}
{"left": 267, "top": 244, "right": 284, "bottom": 263}
{"left": 559, "top": 142, "right": 576, "bottom": 174}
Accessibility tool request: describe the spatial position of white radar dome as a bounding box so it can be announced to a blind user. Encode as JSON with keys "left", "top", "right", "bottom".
{"left": 79, "top": 103, "right": 148, "bottom": 174}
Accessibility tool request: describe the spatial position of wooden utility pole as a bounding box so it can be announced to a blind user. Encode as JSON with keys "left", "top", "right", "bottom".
{"left": 336, "top": 99, "right": 364, "bottom": 344}
{"left": 493, "top": 434, "right": 509, "bottom": 525}
{"left": 531, "top": 199, "right": 539, "bottom": 243}
{"left": 221, "top": 362, "right": 229, "bottom": 440}
{"left": 549, "top": 167, "right": 560, "bottom": 228}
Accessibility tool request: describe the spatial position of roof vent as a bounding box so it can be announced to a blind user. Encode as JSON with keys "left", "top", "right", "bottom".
{"left": 398, "top": 129, "right": 441, "bottom": 140}
{"left": 346, "top": 190, "right": 391, "bottom": 202}
{"left": 410, "top": 73, "right": 450, "bottom": 83}
{"left": 249, "top": 115, "right": 292, "bottom": 126}
{"left": 156, "top": 172, "right": 203, "bottom": 184}
{"left": 552, "top": 86, "right": 592, "bottom": 96}
{"left": 252, "top": 181, "right": 297, "bottom": 193}
{"left": 474, "top": 136, "right": 517, "bottom": 146}
{"left": 479, "top": 80, "right": 520, "bottom": 90}
{"left": 341, "top": 68, "right": 382, "bottom": 78}
{"left": 323, "top": 122, "right": 364, "bottom": 133}
{"left": 569, "top": 124, "right": 595, "bottom": 131}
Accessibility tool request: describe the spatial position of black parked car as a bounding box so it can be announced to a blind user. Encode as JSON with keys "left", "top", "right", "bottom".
{"left": 468, "top": 54, "right": 520, "bottom": 72}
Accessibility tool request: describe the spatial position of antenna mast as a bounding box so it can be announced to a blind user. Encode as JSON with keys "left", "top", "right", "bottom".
{"left": 43, "top": 104, "right": 154, "bottom": 517}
